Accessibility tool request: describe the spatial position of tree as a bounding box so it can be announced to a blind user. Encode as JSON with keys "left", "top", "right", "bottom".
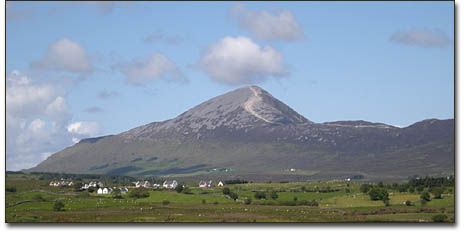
{"left": 202, "top": 199, "right": 206, "bottom": 204}
{"left": 293, "top": 196, "right": 298, "bottom": 201}
{"left": 368, "top": 188, "right": 389, "bottom": 201}
{"left": 53, "top": 201, "right": 65, "bottom": 211}
{"left": 162, "top": 200, "right": 170, "bottom": 205}
{"left": 245, "top": 197, "right": 252, "bottom": 205}
{"left": 222, "top": 187, "right": 231, "bottom": 195}
{"left": 405, "top": 200, "right": 413, "bottom": 206}
{"left": 128, "top": 188, "right": 150, "bottom": 198}
{"left": 87, "top": 187, "right": 95, "bottom": 193}
{"left": 270, "top": 191, "right": 279, "bottom": 200}
{"left": 6, "top": 187, "right": 16, "bottom": 193}
{"left": 421, "top": 192, "right": 431, "bottom": 201}
{"left": 360, "top": 184, "right": 371, "bottom": 194}
{"left": 74, "top": 182, "right": 83, "bottom": 191}
{"left": 416, "top": 185, "right": 425, "bottom": 192}
{"left": 431, "top": 187, "right": 444, "bottom": 199}
{"left": 378, "top": 182, "right": 384, "bottom": 188}
{"left": 33, "top": 194, "right": 45, "bottom": 201}
{"left": 408, "top": 187, "right": 415, "bottom": 193}
{"left": 229, "top": 192, "right": 238, "bottom": 201}
{"left": 112, "top": 189, "right": 122, "bottom": 199}
{"left": 175, "top": 184, "right": 184, "bottom": 193}
{"left": 254, "top": 191, "right": 266, "bottom": 199}
{"left": 432, "top": 214, "right": 448, "bottom": 222}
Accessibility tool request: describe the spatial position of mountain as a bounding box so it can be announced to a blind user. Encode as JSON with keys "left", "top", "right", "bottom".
{"left": 28, "top": 86, "right": 454, "bottom": 181}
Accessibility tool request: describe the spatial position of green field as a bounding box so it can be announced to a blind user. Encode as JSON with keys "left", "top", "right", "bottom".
{"left": 5, "top": 173, "right": 455, "bottom": 223}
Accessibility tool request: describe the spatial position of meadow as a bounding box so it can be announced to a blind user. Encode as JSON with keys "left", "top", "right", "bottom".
{"left": 5, "top": 173, "right": 454, "bottom": 223}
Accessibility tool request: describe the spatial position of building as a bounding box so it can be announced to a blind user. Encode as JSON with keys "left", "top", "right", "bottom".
{"left": 199, "top": 180, "right": 213, "bottom": 188}
{"left": 217, "top": 181, "right": 225, "bottom": 187}
{"left": 163, "top": 180, "right": 178, "bottom": 189}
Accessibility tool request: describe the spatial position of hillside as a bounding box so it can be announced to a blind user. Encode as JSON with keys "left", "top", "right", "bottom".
{"left": 28, "top": 86, "right": 454, "bottom": 181}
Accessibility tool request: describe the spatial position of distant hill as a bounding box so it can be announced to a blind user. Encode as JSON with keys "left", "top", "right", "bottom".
{"left": 28, "top": 86, "right": 454, "bottom": 181}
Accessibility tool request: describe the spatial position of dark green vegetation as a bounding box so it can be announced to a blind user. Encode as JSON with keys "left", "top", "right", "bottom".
{"left": 6, "top": 173, "right": 454, "bottom": 223}
{"left": 27, "top": 86, "right": 454, "bottom": 181}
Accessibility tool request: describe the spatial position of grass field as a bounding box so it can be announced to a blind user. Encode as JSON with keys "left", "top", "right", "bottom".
{"left": 5, "top": 174, "right": 455, "bottom": 223}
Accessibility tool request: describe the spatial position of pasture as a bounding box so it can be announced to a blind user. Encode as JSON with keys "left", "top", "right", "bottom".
{"left": 5, "top": 173, "right": 454, "bottom": 223}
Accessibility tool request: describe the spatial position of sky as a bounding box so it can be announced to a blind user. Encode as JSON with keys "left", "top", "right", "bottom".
{"left": 5, "top": 1, "right": 454, "bottom": 171}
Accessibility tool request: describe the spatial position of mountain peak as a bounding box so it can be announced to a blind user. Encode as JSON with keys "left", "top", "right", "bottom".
{"left": 121, "top": 85, "right": 311, "bottom": 139}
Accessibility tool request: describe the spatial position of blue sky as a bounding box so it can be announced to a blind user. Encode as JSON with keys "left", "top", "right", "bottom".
{"left": 6, "top": 1, "right": 454, "bottom": 170}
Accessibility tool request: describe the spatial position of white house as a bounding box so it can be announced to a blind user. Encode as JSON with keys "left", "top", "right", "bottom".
{"left": 217, "top": 181, "right": 225, "bottom": 187}
{"left": 119, "top": 188, "right": 128, "bottom": 194}
{"left": 97, "top": 188, "right": 103, "bottom": 194}
{"left": 135, "top": 181, "right": 151, "bottom": 188}
{"left": 199, "top": 180, "right": 213, "bottom": 188}
{"left": 163, "top": 180, "right": 178, "bottom": 189}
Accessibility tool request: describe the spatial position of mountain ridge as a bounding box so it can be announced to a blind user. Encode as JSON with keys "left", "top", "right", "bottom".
{"left": 28, "top": 85, "right": 454, "bottom": 181}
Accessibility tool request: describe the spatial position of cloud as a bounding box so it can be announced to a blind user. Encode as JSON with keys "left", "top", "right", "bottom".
{"left": 197, "top": 36, "right": 289, "bottom": 85}
{"left": 230, "top": 4, "right": 304, "bottom": 42}
{"left": 67, "top": 122, "right": 101, "bottom": 136}
{"left": 112, "top": 53, "right": 187, "bottom": 86}
{"left": 6, "top": 71, "right": 100, "bottom": 171}
{"left": 84, "top": 106, "right": 104, "bottom": 113}
{"left": 390, "top": 28, "right": 450, "bottom": 48}
{"left": 97, "top": 90, "right": 120, "bottom": 99}
{"left": 90, "top": 1, "right": 117, "bottom": 15}
{"left": 31, "top": 38, "right": 94, "bottom": 73}
{"left": 143, "top": 31, "right": 183, "bottom": 45}
{"left": 6, "top": 2, "right": 34, "bottom": 21}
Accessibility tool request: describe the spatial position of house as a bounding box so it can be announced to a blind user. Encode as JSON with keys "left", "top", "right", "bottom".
{"left": 97, "top": 187, "right": 113, "bottom": 195}
{"left": 119, "top": 188, "right": 128, "bottom": 194}
{"left": 153, "top": 184, "right": 160, "bottom": 188}
{"left": 163, "top": 180, "right": 178, "bottom": 189}
{"left": 135, "top": 180, "right": 151, "bottom": 188}
{"left": 199, "top": 180, "right": 213, "bottom": 188}
{"left": 81, "top": 183, "right": 90, "bottom": 190}
{"left": 217, "top": 181, "right": 225, "bottom": 187}
{"left": 97, "top": 188, "right": 103, "bottom": 194}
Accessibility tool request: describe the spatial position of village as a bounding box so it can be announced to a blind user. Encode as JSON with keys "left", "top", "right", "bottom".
{"left": 49, "top": 178, "right": 225, "bottom": 195}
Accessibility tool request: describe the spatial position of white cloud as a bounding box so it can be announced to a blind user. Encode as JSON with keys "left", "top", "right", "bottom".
{"left": 31, "top": 38, "right": 93, "bottom": 73}
{"left": 112, "top": 52, "right": 187, "bottom": 86}
{"left": 390, "top": 28, "right": 450, "bottom": 48}
{"left": 67, "top": 122, "right": 101, "bottom": 136}
{"left": 230, "top": 4, "right": 304, "bottom": 42}
{"left": 6, "top": 70, "right": 100, "bottom": 171}
{"left": 197, "top": 36, "right": 289, "bottom": 85}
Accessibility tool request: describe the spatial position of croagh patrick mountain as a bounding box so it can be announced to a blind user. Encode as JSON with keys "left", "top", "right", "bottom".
{"left": 28, "top": 86, "right": 454, "bottom": 181}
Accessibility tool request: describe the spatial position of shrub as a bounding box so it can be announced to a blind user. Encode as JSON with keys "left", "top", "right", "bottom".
{"left": 405, "top": 200, "right": 413, "bottom": 206}
{"left": 421, "top": 192, "right": 431, "bottom": 201}
{"left": 416, "top": 185, "right": 425, "bottom": 192}
{"left": 270, "top": 191, "right": 279, "bottom": 200}
{"left": 6, "top": 187, "right": 16, "bottom": 193}
{"left": 229, "top": 192, "right": 238, "bottom": 201}
{"left": 293, "top": 196, "right": 298, "bottom": 201}
{"left": 245, "top": 197, "right": 252, "bottom": 205}
{"left": 360, "top": 184, "right": 371, "bottom": 194}
{"left": 213, "top": 201, "right": 219, "bottom": 205}
{"left": 368, "top": 188, "right": 389, "bottom": 201}
{"left": 112, "top": 189, "right": 123, "bottom": 199}
{"left": 128, "top": 188, "right": 150, "bottom": 199}
{"left": 409, "top": 187, "right": 415, "bottom": 193}
{"left": 432, "top": 214, "right": 448, "bottom": 222}
{"left": 431, "top": 187, "right": 444, "bottom": 199}
{"left": 310, "top": 200, "right": 319, "bottom": 207}
{"left": 33, "top": 194, "right": 45, "bottom": 201}
{"left": 254, "top": 191, "right": 266, "bottom": 199}
{"left": 53, "top": 201, "right": 65, "bottom": 211}
{"left": 162, "top": 200, "right": 170, "bottom": 205}
{"left": 222, "top": 187, "right": 231, "bottom": 195}
{"left": 87, "top": 187, "right": 95, "bottom": 193}
{"left": 175, "top": 184, "right": 184, "bottom": 193}
{"left": 202, "top": 199, "right": 206, "bottom": 204}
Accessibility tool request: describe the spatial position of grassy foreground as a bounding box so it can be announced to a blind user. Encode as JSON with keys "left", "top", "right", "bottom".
{"left": 5, "top": 174, "right": 454, "bottom": 223}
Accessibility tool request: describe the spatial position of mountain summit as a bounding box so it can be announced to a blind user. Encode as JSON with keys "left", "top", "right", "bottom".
{"left": 28, "top": 86, "right": 454, "bottom": 181}
{"left": 121, "top": 85, "right": 309, "bottom": 140}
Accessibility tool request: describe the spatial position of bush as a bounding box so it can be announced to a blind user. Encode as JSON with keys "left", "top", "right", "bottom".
{"left": 254, "top": 191, "right": 266, "bottom": 199}
{"left": 6, "top": 187, "right": 16, "bottom": 193}
{"left": 87, "top": 187, "right": 95, "bottom": 193}
{"left": 431, "top": 187, "right": 444, "bottom": 199}
{"left": 408, "top": 187, "right": 415, "bottom": 193}
{"left": 112, "top": 189, "right": 123, "bottom": 199}
{"left": 405, "top": 200, "right": 413, "bottom": 206}
{"left": 213, "top": 201, "right": 219, "bottom": 205}
{"left": 416, "top": 185, "right": 425, "bottom": 192}
{"left": 421, "top": 192, "right": 431, "bottom": 201}
{"left": 128, "top": 188, "right": 150, "bottom": 199}
{"left": 310, "top": 200, "right": 319, "bottom": 206}
{"left": 368, "top": 188, "right": 389, "bottom": 201}
{"left": 33, "top": 194, "right": 45, "bottom": 201}
{"left": 229, "top": 192, "right": 238, "bottom": 201}
{"left": 222, "top": 187, "right": 231, "bottom": 195}
{"left": 245, "top": 197, "right": 252, "bottom": 205}
{"left": 53, "top": 201, "right": 65, "bottom": 211}
{"left": 360, "top": 184, "right": 371, "bottom": 194}
{"left": 202, "top": 199, "right": 206, "bottom": 204}
{"left": 293, "top": 196, "right": 298, "bottom": 201}
{"left": 270, "top": 191, "right": 279, "bottom": 200}
{"left": 175, "top": 184, "right": 184, "bottom": 193}
{"left": 162, "top": 200, "right": 170, "bottom": 205}
{"left": 432, "top": 214, "right": 448, "bottom": 222}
